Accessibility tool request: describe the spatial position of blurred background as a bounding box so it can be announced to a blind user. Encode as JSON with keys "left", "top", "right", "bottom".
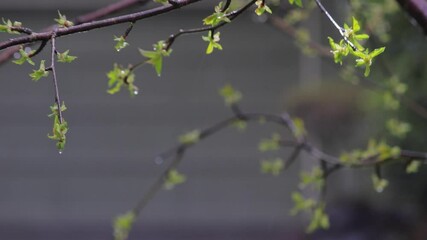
{"left": 0, "top": 0, "right": 426, "bottom": 239}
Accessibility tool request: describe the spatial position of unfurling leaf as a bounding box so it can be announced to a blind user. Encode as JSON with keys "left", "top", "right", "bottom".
{"left": 261, "top": 158, "right": 284, "bottom": 176}
{"left": 57, "top": 50, "right": 77, "bottom": 63}
{"left": 289, "top": 0, "right": 303, "bottom": 7}
{"left": 219, "top": 84, "right": 242, "bottom": 106}
{"left": 372, "top": 174, "right": 388, "bottom": 193}
{"left": 406, "top": 160, "right": 422, "bottom": 174}
{"left": 164, "top": 169, "right": 186, "bottom": 190}
{"left": 47, "top": 102, "right": 68, "bottom": 152}
{"left": 203, "top": 2, "right": 231, "bottom": 27}
{"left": 30, "top": 60, "right": 49, "bottom": 81}
{"left": 255, "top": 0, "right": 272, "bottom": 15}
{"left": 113, "top": 211, "right": 136, "bottom": 240}
{"left": 107, "top": 64, "right": 138, "bottom": 97}
{"left": 178, "top": 129, "right": 201, "bottom": 145}
{"left": 202, "top": 31, "right": 223, "bottom": 54}
{"left": 13, "top": 48, "right": 35, "bottom": 65}
{"left": 258, "top": 133, "right": 281, "bottom": 152}
{"left": 139, "top": 41, "right": 172, "bottom": 76}
{"left": 55, "top": 11, "right": 74, "bottom": 28}
{"left": 114, "top": 36, "right": 129, "bottom": 52}
{"left": 0, "top": 18, "right": 23, "bottom": 34}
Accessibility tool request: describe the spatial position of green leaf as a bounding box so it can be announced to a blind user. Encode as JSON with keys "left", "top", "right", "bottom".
{"left": 258, "top": 133, "right": 281, "bottom": 152}
{"left": 57, "top": 50, "right": 77, "bottom": 63}
{"left": 203, "top": 2, "right": 231, "bottom": 27}
{"left": 47, "top": 102, "right": 68, "bottom": 152}
{"left": 202, "top": 31, "right": 223, "bottom": 54}
{"left": 178, "top": 129, "right": 201, "bottom": 145}
{"left": 372, "top": 174, "right": 388, "bottom": 193}
{"left": 232, "top": 119, "right": 247, "bottom": 131}
{"left": 289, "top": 0, "right": 303, "bottom": 7}
{"left": 307, "top": 206, "right": 329, "bottom": 233}
{"left": 382, "top": 92, "right": 400, "bottom": 110}
{"left": 29, "top": 60, "right": 49, "bottom": 81}
{"left": 13, "top": 48, "right": 35, "bottom": 65}
{"left": 290, "top": 192, "right": 316, "bottom": 216}
{"left": 219, "top": 84, "right": 242, "bottom": 106}
{"left": 406, "top": 160, "right": 422, "bottom": 174}
{"left": 328, "top": 37, "right": 349, "bottom": 65}
{"left": 114, "top": 36, "right": 129, "bottom": 52}
{"left": 106, "top": 64, "right": 138, "bottom": 96}
{"left": 299, "top": 167, "right": 324, "bottom": 190}
{"left": 153, "top": 0, "right": 168, "bottom": 5}
{"left": 139, "top": 41, "right": 171, "bottom": 76}
{"left": 293, "top": 118, "right": 306, "bottom": 139}
{"left": 164, "top": 169, "right": 186, "bottom": 190}
{"left": 255, "top": 0, "right": 273, "bottom": 15}
{"left": 386, "top": 118, "right": 411, "bottom": 138}
{"left": 369, "top": 47, "right": 386, "bottom": 58}
{"left": 55, "top": 11, "right": 73, "bottom": 28}
{"left": 0, "top": 18, "right": 22, "bottom": 34}
{"left": 261, "top": 158, "right": 284, "bottom": 176}
{"left": 113, "top": 211, "right": 136, "bottom": 240}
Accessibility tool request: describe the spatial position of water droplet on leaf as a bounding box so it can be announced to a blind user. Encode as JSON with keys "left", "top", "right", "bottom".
{"left": 24, "top": 47, "right": 32, "bottom": 53}
{"left": 133, "top": 90, "right": 139, "bottom": 95}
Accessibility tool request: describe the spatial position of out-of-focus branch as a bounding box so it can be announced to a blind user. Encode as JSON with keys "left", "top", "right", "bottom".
{"left": 125, "top": 103, "right": 427, "bottom": 239}
{"left": 267, "top": 15, "right": 332, "bottom": 57}
{"left": 395, "top": 0, "right": 427, "bottom": 34}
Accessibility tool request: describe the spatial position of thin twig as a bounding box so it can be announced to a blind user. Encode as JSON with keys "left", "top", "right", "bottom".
{"left": 314, "top": 0, "right": 357, "bottom": 50}
{"left": 49, "top": 32, "right": 63, "bottom": 123}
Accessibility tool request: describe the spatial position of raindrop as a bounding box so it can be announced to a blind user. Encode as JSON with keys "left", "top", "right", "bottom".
{"left": 24, "top": 47, "right": 32, "bottom": 53}
{"left": 120, "top": 70, "right": 126, "bottom": 75}
{"left": 155, "top": 156, "right": 164, "bottom": 165}
{"left": 133, "top": 89, "right": 139, "bottom": 95}
{"left": 59, "top": 150, "right": 63, "bottom": 155}
{"left": 13, "top": 52, "right": 20, "bottom": 59}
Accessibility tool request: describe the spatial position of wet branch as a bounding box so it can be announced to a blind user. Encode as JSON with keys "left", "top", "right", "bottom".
{"left": 0, "top": 0, "right": 151, "bottom": 65}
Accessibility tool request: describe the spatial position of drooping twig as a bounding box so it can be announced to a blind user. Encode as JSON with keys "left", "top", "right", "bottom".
{"left": 49, "top": 32, "right": 63, "bottom": 123}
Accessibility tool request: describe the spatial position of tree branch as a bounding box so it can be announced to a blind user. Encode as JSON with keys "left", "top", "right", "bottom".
{"left": 0, "top": 1, "right": 205, "bottom": 51}
{"left": 395, "top": 0, "right": 427, "bottom": 34}
{"left": 0, "top": 0, "right": 151, "bottom": 65}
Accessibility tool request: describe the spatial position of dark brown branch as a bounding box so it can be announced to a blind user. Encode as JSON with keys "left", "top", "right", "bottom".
{"left": 10, "top": 26, "right": 33, "bottom": 35}
{"left": 28, "top": 40, "right": 48, "bottom": 58}
{"left": 0, "top": 0, "right": 150, "bottom": 65}
{"left": 395, "top": 0, "right": 427, "bottom": 34}
{"left": 0, "top": 0, "right": 204, "bottom": 51}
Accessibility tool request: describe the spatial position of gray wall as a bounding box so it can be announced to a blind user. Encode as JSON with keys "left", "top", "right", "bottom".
{"left": 0, "top": 7, "right": 308, "bottom": 240}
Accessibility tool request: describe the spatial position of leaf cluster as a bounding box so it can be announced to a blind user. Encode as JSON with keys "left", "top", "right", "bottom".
{"left": 0, "top": 18, "right": 22, "bottom": 34}
{"left": 47, "top": 102, "right": 68, "bottom": 152}
{"left": 113, "top": 211, "right": 136, "bottom": 240}
{"left": 164, "top": 169, "right": 186, "bottom": 190}
{"left": 139, "top": 41, "right": 172, "bottom": 76}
